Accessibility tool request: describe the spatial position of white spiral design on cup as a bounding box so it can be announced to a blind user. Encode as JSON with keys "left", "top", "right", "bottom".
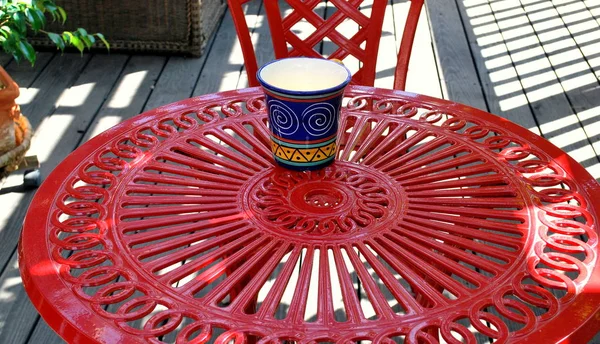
{"left": 269, "top": 100, "right": 299, "bottom": 135}
{"left": 302, "top": 102, "right": 336, "bottom": 136}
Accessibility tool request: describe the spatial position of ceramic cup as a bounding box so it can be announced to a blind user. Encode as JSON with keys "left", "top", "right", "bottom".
{"left": 257, "top": 57, "right": 352, "bottom": 170}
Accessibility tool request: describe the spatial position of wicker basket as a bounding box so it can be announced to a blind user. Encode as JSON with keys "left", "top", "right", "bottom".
{"left": 30, "top": 0, "right": 227, "bottom": 56}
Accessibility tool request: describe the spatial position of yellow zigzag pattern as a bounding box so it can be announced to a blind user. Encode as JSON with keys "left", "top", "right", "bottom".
{"left": 271, "top": 141, "right": 337, "bottom": 163}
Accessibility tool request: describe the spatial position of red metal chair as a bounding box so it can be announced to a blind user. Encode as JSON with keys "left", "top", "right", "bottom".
{"left": 228, "top": 0, "right": 424, "bottom": 91}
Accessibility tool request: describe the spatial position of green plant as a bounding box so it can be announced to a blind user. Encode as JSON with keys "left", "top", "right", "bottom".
{"left": 0, "top": 0, "right": 109, "bottom": 65}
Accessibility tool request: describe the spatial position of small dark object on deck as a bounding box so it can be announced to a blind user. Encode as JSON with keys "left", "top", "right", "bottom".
{"left": 0, "top": 155, "right": 41, "bottom": 188}
{"left": 23, "top": 168, "right": 41, "bottom": 188}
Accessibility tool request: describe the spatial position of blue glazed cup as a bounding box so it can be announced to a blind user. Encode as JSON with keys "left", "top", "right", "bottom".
{"left": 257, "top": 57, "right": 352, "bottom": 171}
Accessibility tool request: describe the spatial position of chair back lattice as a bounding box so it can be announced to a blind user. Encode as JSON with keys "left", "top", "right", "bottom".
{"left": 229, "top": 0, "right": 424, "bottom": 90}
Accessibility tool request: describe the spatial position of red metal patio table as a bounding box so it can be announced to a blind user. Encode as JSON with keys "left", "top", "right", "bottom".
{"left": 19, "top": 86, "right": 600, "bottom": 343}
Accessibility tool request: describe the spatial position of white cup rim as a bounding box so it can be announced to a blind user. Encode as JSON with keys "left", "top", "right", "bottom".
{"left": 257, "top": 57, "right": 352, "bottom": 95}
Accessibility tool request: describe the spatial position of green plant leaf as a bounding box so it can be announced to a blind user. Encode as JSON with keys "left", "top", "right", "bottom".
{"left": 17, "top": 40, "right": 35, "bottom": 65}
{"left": 12, "top": 11, "right": 26, "bottom": 34}
{"left": 96, "top": 33, "right": 109, "bottom": 50}
{"left": 25, "top": 8, "right": 45, "bottom": 32}
{"left": 70, "top": 35, "right": 84, "bottom": 53}
{"left": 80, "top": 35, "right": 92, "bottom": 48}
{"left": 74, "top": 29, "right": 93, "bottom": 49}
{"left": 11, "top": 51, "right": 22, "bottom": 64}
{"left": 34, "top": 8, "right": 46, "bottom": 27}
{"left": 0, "top": 26, "right": 11, "bottom": 38}
{"left": 62, "top": 31, "right": 72, "bottom": 43}
{"left": 81, "top": 33, "right": 96, "bottom": 48}
{"left": 6, "top": 27, "right": 20, "bottom": 41}
{"left": 0, "top": 1, "right": 108, "bottom": 63}
{"left": 43, "top": 1, "right": 57, "bottom": 12}
{"left": 47, "top": 32, "right": 64, "bottom": 51}
{"left": 25, "top": 9, "right": 38, "bottom": 31}
{"left": 2, "top": 39, "right": 11, "bottom": 53}
{"left": 5, "top": 4, "right": 18, "bottom": 14}
{"left": 33, "top": 0, "right": 45, "bottom": 11}
{"left": 57, "top": 5, "right": 66, "bottom": 24}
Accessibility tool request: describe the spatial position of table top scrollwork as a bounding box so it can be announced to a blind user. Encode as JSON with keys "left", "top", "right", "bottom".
{"left": 19, "top": 86, "right": 600, "bottom": 343}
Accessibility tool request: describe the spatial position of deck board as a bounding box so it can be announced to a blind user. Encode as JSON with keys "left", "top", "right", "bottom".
{"left": 427, "top": 0, "right": 489, "bottom": 110}
{"left": 0, "top": 54, "right": 12, "bottom": 68}
{"left": 0, "top": 0, "right": 599, "bottom": 342}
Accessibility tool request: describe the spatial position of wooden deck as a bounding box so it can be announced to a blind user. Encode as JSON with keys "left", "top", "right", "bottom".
{"left": 1, "top": 0, "right": 600, "bottom": 342}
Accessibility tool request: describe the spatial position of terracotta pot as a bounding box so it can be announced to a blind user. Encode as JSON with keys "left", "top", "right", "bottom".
{"left": 0, "top": 66, "right": 22, "bottom": 153}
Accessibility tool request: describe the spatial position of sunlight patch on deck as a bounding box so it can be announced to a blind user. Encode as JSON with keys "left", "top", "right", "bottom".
{"left": 57, "top": 82, "right": 96, "bottom": 107}
{"left": 29, "top": 115, "right": 74, "bottom": 164}
{"left": 498, "top": 94, "right": 530, "bottom": 112}
{"left": 108, "top": 71, "right": 148, "bottom": 109}
{"left": 539, "top": 114, "right": 578, "bottom": 135}
{"left": 0, "top": 261, "right": 20, "bottom": 300}
{"left": 525, "top": 84, "right": 565, "bottom": 102}
{"left": 86, "top": 116, "right": 123, "bottom": 140}
{"left": 0, "top": 175, "right": 26, "bottom": 226}
{"left": 16, "top": 88, "right": 39, "bottom": 106}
